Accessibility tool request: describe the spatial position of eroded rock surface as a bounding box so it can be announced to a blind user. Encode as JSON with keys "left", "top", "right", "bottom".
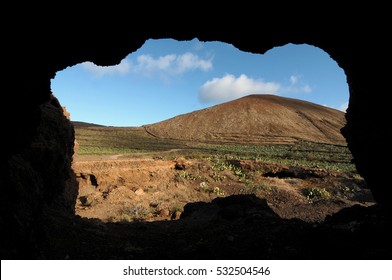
{"left": 1, "top": 11, "right": 390, "bottom": 259}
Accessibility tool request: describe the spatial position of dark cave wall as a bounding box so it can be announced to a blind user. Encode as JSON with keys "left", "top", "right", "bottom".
{"left": 1, "top": 13, "right": 390, "bottom": 258}
{"left": 1, "top": 94, "right": 76, "bottom": 258}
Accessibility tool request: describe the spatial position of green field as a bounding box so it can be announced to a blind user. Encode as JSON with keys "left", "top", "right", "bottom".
{"left": 74, "top": 125, "right": 357, "bottom": 173}
{"left": 74, "top": 126, "right": 185, "bottom": 154}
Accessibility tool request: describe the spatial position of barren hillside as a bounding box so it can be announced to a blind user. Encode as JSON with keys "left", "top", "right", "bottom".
{"left": 144, "top": 94, "right": 347, "bottom": 145}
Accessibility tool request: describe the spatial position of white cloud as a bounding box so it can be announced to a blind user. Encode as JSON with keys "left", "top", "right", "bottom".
{"left": 323, "top": 101, "right": 349, "bottom": 112}
{"left": 192, "top": 41, "right": 205, "bottom": 51}
{"left": 337, "top": 101, "right": 349, "bottom": 112}
{"left": 176, "top": 52, "right": 212, "bottom": 73}
{"left": 283, "top": 74, "right": 312, "bottom": 94}
{"left": 199, "top": 73, "right": 313, "bottom": 104}
{"left": 290, "top": 75, "right": 298, "bottom": 85}
{"left": 136, "top": 54, "right": 176, "bottom": 72}
{"left": 81, "top": 59, "right": 131, "bottom": 76}
{"left": 199, "top": 74, "right": 280, "bottom": 103}
{"left": 301, "top": 85, "right": 312, "bottom": 93}
{"left": 81, "top": 52, "right": 212, "bottom": 77}
{"left": 135, "top": 52, "right": 212, "bottom": 75}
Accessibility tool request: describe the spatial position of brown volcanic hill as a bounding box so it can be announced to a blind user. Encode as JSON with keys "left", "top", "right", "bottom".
{"left": 144, "top": 94, "right": 347, "bottom": 145}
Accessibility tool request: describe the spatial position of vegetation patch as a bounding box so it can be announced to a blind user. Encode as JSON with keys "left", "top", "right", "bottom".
{"left": 74, "top": 124, "right": 358, "bottom": 174}
{"left": 302, "top": 187, "right": 331, "bottom": 203}
{"left": 73, "top": 124, "right": 374, "bottom": 224}
{"left": 74, "top": 126, "right": 186, "bottom": 155}
{"left": 110, "top": 204, "right": 151, "bottom": 223}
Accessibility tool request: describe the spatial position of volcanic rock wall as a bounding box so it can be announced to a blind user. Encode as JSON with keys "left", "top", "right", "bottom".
{"left": 1, "top": 94, "right": 76, "bottom": 258}
{"left": 1, "top": 8, "right": 389, "bottom": 258}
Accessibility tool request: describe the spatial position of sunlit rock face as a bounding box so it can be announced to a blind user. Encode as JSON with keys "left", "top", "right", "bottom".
{"left": 1, "top": 12, "right": 389, "bottom": 258}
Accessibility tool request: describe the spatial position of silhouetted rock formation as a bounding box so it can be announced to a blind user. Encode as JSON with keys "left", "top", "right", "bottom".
{"left": 1, "top": 94, "right": 77, "bottom": 258}
{"left": 1, "top": 8, "right": 390, "bottom": 259}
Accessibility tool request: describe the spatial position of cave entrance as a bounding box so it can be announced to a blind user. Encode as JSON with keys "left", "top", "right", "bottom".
{"left": 51, "top": 38, "right": 375, "bottom": 224}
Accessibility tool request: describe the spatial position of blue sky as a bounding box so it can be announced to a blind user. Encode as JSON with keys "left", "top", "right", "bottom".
{"left": 51, "top": 38, "right": 349, "bottom": 127}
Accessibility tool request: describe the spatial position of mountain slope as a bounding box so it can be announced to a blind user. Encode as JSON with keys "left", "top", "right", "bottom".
{"left": 72, "top": 121, "right": 106, "bottom": 127}
{"left": 144, "top": 94, "right": 347, "bottom": 145}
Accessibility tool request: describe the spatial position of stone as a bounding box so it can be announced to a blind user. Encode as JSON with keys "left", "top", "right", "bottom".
{"left": 1, "top": 12, "right": 390, "bottom": 259}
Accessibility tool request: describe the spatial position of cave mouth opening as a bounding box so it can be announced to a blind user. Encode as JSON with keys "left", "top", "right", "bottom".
{"left": 51, "top": 38, "right": 375, "bottom": 225}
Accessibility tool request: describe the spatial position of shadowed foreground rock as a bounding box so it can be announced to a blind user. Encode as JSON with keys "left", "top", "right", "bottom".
{"left": 42, "top": 195, "right": 392, "bottom": 259}
{"left": 1, "top": 8, "right": 391, "bottom": 259}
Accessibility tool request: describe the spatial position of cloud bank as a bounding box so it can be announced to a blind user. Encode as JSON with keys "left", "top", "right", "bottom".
{"left": 135, "top": 52, "right": 212, "bottom": 75}
{"left": 81, "top": 59, "right": 131, "bottom": 76}
{"left": 81, "top": 52, "right": 212, "bottom": 77}
{"left": 199, "top": 74, "right": 311, "bottom": 103}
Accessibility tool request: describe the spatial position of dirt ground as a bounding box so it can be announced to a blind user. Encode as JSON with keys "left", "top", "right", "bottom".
{"left": 72, "top": 154, "right": 374, "bottom": 224}
{"left": 33, "top": 153, "right": 392, "bottom": 260}
{"left": 37, "top": 153, "right": 391, "bottom": 260}
{"left": 44, "top": 94, "right": 390, "bottom": 260}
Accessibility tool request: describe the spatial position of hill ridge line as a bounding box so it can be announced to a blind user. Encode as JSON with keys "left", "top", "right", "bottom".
{"left": 144, "top": 94, "right": 347, "bottom": 145}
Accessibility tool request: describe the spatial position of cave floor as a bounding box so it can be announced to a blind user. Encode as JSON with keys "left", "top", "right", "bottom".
{"left": 44, "top": 197, "right": 392, "bottom": 260}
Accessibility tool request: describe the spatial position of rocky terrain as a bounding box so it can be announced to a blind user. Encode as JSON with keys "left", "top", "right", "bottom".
{"left": 72, "top": 95, "right": 358, "bottom": 224}
{"left": 53, "top": 144, "right": 390, "bottom": 260}
{"left": 3, "top": 14, "right": 391, "bottom": 260}
{"left": 44, "top": 194, "right": 391, "bottom": 260}
{"left": 57, "top": 94, "right": 392, "bottom": 260}
{"left": 73, "top": 156, "right": 374, "bottom": 224}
